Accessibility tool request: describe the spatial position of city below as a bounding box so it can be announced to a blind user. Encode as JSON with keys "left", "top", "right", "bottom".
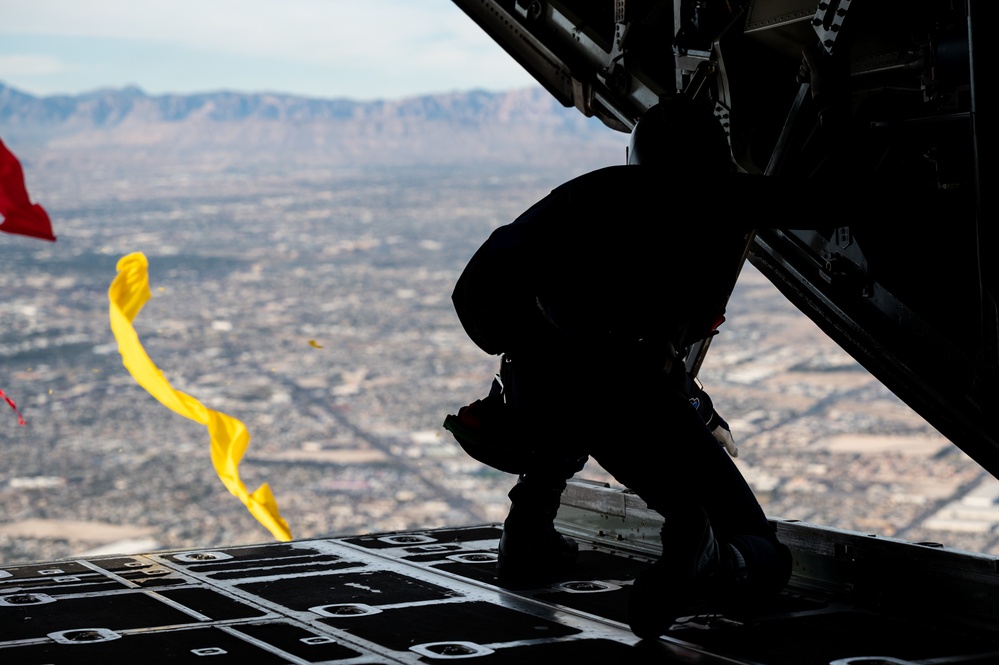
{"left": 1, "top": 93, "right": 996, "bottom": 565}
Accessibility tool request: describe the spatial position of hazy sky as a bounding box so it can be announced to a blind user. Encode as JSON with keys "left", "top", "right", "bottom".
{"left": 0, "top": 0, "right": 537, "bottom": 101}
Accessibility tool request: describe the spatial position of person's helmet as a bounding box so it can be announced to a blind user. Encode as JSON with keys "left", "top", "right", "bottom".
{"left": 627, "top": 97, "right": 732, "bottom": 173}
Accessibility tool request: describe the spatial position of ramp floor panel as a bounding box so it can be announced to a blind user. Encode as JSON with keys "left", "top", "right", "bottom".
{"left": 2, "top": 524, "right": 998, "bottom": 664}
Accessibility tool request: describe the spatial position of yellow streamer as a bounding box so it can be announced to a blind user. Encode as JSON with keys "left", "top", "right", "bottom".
{"left": 108, "top": 252, "right": 292, "bottom": 541}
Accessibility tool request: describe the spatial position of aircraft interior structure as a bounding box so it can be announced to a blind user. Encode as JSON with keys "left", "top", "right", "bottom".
{"left": 0, "top": 1, "right": 995, "bottom": 663}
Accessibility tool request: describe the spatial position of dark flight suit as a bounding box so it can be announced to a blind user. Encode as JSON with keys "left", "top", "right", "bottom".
{"left": 450, "top": 164, "right": 801, "bottom": 592}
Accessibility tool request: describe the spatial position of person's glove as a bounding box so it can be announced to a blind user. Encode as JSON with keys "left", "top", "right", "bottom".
{"left": 705, "top": 409, "right": 738, "bottom": 458}
{"left": 687, "top": 376, "right": 739, "bottom": 458}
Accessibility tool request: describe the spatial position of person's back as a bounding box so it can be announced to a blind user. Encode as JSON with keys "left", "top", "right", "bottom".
{"left": 453, "top": 164, "right": 757, "bottom": 361}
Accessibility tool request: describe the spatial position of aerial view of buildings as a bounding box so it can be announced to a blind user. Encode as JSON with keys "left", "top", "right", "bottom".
{"left": 1, "top": 85, "right": 996, "bottom": 566}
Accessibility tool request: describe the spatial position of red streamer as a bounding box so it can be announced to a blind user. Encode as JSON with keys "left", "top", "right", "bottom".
{"left": 0, "top": 388, "right": 27, "bottom": 426}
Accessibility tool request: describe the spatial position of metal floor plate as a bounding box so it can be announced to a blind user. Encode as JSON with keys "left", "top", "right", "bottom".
{"left": 3, "top": 523, "right": 999, "bottom": 664}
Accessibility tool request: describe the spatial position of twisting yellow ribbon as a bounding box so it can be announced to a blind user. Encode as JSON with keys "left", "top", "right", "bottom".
{"left": 108, "top": 252, "right": 292, "bottom": 541}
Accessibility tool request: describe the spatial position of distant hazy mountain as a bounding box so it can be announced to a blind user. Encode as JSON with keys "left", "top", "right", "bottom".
{"left": 0, "top": 82, "right": 623, "bottom": 167}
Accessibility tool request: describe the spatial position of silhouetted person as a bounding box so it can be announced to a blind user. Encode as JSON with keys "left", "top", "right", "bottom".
{"left": 445, "top": 98, "right": 809, "bottom": 638}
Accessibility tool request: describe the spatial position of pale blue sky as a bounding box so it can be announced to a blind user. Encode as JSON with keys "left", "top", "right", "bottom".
{"left": 0, "top": 0, "right": 536, "bottom": 100}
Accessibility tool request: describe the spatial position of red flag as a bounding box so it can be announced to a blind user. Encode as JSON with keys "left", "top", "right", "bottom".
{"left": 0, "top": 138, "right": 56, "bottom": 241}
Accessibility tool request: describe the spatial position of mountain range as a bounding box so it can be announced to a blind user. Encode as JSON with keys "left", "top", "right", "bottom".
{"left": 0, "top": 82, "right": 623, "bottom": 167}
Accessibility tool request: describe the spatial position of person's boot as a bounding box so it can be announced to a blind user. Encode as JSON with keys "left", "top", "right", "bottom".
{"left": 496, "top": 476, "right": 578, "bottom": 582}
{"left": 627, "top": 506, "right": 746, "bottom": 639}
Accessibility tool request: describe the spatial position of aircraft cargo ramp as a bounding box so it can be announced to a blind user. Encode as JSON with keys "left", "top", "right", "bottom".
{"left": 2, "top": 480, "right": 998, "bottom": 664}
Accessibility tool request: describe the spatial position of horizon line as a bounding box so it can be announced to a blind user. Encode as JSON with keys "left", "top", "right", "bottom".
{"left": 0, "top": 79, "right": 544, "bottom": 105}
